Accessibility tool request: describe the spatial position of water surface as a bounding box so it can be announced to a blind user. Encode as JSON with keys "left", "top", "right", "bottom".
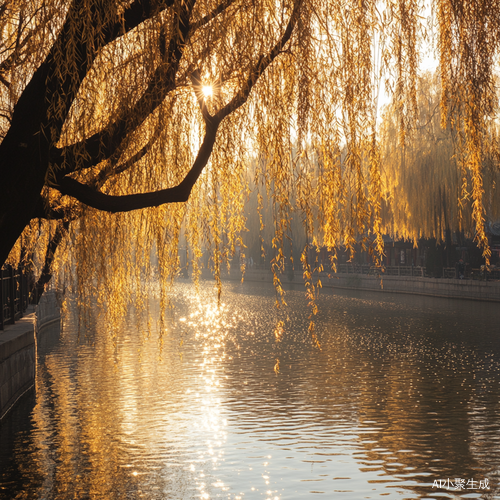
{"left": 1, "top": 282, "right": 499, "bottom": 499}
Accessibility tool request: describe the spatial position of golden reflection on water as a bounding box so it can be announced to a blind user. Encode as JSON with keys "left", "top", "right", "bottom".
{"left": 8, "top": 289, "right": 244, "bottom": 499}
{"left": 1, "top": 282, "right": 500, "bottom": 499}
{"left": 190, "top": 299, "right": 230, "bottom": 499}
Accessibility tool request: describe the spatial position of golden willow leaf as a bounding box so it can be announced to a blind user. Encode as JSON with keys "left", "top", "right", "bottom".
{"left": 274, "top": 320, "right": 284, "bottom": 342}
{"left": 274, "top": 357, "right": 280, "bottom": 374}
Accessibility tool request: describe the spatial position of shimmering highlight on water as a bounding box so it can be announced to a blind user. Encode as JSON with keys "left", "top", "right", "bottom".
{"left": 1, "top": 282, "right": 499, "bottom": 499}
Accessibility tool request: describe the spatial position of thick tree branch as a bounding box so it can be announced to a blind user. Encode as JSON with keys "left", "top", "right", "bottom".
{"left": 92, "top": 125, "right": 164, "bottom": 189}
{"left": 57, "top": 120, "right": 219, "bottom": 212}
{"left": 56, "top": 0, "right": 298, "bottom": 183}
{"left": 47, "top": 0, "right": 174, "bottom": 133}
{"left": 216, "top": 0, "right": 301, "bottom": 122}
{"left": 0, "top": 0, "right": 170, "bottom": 216}
{"left": 55, "top": 0, "right": 195, "bottom": 180}
{"left": 53, "top": 0, "right": 300, "bottom": 215}
{"left": 5, "top": 0, "right": 170, "bottom": 149}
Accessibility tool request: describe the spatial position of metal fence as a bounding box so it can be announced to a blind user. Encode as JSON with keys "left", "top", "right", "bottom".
{"left": 252, "top": 263, "right": 500, "bottom": 281}
{"left": 332, "top": 264, "right": 500, "bottom": 280}
{"left": 334, "top": 264, "right": 426, "bottom": 277}
{"left": 0, "top": 266, "right": 30, "bottom": 330}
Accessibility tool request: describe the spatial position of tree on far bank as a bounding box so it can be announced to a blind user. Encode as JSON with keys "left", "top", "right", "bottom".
{"left": 379, "top": 71, "right": 500, "bottom": 246}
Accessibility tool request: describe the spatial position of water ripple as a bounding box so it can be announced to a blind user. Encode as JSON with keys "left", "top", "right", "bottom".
{"left": 1, "top": 282, "right": 499, "bottom": 499}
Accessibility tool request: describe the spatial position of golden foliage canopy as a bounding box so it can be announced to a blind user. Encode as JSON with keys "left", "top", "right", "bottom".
{"left": 380, "top": 71, "right": 500, "bottom": 244}
{"left": 1, "top": 0, "right": 499, "bottom": 311}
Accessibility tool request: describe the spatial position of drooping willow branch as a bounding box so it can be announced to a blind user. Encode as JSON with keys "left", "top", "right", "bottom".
{"left": 31, "top": 219, "right": 69, "bottom": 304}
{"left": 190, "top": 0, "right": 237, "bottom": 31}
{"left": 50, "top": 0, "right": 175, "bottom": 132}
{"left": 54, "top": 0, "right": 194, "bottom": 180}
{"left": 7, "top": 0, "right": 495, "bottom": 294}
{"left": 57, "top": 123, "right": 219, "bottom": 211}
{"left": 92, "top": 126, "right": 164, "bottom": 189}
{"left": 54, "top": 0, "right": 302, "bottom": 214}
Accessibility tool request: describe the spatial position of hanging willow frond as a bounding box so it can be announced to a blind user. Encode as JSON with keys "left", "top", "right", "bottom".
{"left": 1, "top": 0, "right": 499, "bottom": 326}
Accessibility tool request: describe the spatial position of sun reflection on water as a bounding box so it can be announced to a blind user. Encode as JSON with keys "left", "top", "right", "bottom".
{"left": 185, "top": 297, "right": 232, "bottom": 498}
{"left": 2, "top": 283, "right": 500, "bottom": 499}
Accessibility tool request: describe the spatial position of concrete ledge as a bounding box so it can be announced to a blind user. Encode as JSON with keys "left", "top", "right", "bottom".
{"left": 219, "top": 269, "right": 500, "bottom": 302}
{"left": 0, "top": 313, "right": 36, "bottom": 421}
{"left": 0, "top": 312, "right": 35, "bottom": 363}
{"left": 322, "top": 274, "right": 500, "bottom": 302}
{"left": 0, "top": 292, "right": 60, "bottom": 420}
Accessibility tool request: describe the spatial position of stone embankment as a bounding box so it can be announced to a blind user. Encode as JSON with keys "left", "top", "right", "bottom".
{"left": 221, "top": 269, "right": 500, "bottom": 302}
{"left": 0, "top": 291, "right": 60, "bottom": 420}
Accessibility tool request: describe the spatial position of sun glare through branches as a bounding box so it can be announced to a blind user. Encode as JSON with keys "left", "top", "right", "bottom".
{"left": 202, "top": 86, "right": 213, "bottom": 98}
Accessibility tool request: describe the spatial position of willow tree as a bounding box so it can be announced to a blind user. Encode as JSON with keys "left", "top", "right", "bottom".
{"left": 380, "top": 71, "right": 500, "bottom": 244}
{"left": 1, "top": 0, "right": 499, "bottom": 312}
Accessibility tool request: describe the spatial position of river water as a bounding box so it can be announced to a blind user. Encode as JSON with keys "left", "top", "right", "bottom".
{"left": 1, "top": 281, "right": 499, "bottom": 499}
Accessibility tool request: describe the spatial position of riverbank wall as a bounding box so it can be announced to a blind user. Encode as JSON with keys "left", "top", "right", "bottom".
{"left": 219, "top": 269, "right": 500, "bottom": 302}
{"left": 0, "top": 291, "right": 60, "bottom": 420}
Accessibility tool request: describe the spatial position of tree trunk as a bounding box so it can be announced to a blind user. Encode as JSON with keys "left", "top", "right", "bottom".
{"left": 0, "top": 64, "right": 50, "bottom": 266}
